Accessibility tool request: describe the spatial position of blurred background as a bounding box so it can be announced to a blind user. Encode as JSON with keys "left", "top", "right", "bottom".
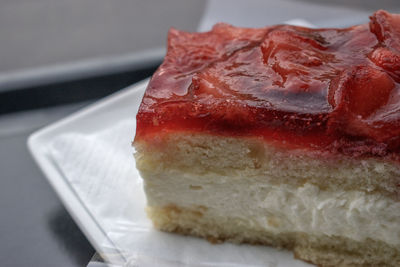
{"left": 1, "top": 1, "right": 399, "bottom": 266}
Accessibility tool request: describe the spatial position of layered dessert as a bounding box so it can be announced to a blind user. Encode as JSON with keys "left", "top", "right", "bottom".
{"left": 134, "top": 10, "right": 400, "bottom": 267}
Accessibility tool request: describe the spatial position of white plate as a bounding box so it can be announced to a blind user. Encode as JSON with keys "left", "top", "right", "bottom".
{"left": 28, "top": 79, "right": 312, "bottom": 267}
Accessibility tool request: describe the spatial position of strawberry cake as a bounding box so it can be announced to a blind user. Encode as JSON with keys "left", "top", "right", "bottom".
{"left": 134, "top": 10, "right": 400, "bottom": 267}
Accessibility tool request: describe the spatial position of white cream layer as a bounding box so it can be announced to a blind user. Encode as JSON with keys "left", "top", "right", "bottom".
{"left": 144, "top": 171, "right": 400, "bottom": 246}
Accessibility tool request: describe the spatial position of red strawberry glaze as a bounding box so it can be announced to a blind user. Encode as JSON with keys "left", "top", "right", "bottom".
{"left": 135, "top": 10, "right": 400, "bottom": 160}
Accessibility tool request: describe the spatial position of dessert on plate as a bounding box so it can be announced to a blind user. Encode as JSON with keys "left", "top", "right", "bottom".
{"left": 134, "top": 10, "right": 400, "bottom": 267}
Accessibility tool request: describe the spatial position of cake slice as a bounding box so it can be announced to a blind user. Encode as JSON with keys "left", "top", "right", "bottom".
{"left": 134, "top": 10, "right": 400, "bottom": 267}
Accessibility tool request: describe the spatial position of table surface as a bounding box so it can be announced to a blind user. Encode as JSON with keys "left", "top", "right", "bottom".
{"left": 0, "top": 102, "right": 94, "bottom": 267}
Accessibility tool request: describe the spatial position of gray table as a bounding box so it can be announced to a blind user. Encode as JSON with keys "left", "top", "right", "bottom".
{"left": 0, "top": 102, "right": 93, "bottom": 267}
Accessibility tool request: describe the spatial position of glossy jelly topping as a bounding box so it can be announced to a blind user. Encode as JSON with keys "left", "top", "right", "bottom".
{"left": 136, "top": 10, "right": 400, "bottom": 158}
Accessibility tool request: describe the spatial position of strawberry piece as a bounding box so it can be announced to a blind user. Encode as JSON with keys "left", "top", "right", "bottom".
{"left": 369, "top": 10, "right": 400, "bottom": 82}
{"left": 370, "top": 10, "right": 400, "bottom": 51}
{"left": 192, "top": 69, "right": 233, "bottom": 99}
{"left": 369, "top": 47, "right": 400, "bottom": 81}
{"left": 147, "top": 24, "right": 269, "bottom": 98}
{"left": 349, "top": 66, "right": 393, "bottom": 118}
{"left": 330, "top": 65, "right": 394, "bottom": 117}
{"left": 261, "top": 29, "right": 327, "bottom": 76}
{"left": 328, "top": 65, "right": 395, "bottom": 138}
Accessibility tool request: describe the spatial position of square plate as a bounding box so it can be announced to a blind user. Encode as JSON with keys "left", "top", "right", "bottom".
{"left": 28, "top": 79, "right": 311, "bottom": 267}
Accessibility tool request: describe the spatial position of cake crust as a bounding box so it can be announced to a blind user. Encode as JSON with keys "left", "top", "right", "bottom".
{"left": 135, "top": 133, "right": 400, "bottom": 199}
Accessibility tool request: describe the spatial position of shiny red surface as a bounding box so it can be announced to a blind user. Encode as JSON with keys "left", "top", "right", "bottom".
{"left": 136, "top": 10, "right": 400, "bottom": 158}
